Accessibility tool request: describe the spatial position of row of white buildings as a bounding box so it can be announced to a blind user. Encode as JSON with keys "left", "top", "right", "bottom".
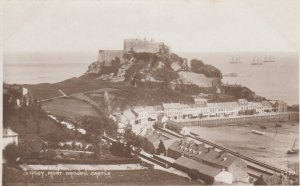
{"left": 118, "top": 97, "right": 288, "bottom": 126}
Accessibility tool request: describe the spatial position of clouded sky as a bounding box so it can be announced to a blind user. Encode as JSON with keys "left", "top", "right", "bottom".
{"left": 3, "top": 0, "right": 300, "bottom": 53}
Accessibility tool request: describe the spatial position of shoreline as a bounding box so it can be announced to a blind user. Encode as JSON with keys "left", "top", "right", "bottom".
{"left": 189, "top": 121, "right": 299, "bottom": 171}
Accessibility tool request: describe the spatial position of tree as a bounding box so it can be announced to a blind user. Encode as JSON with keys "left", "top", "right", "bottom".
{"left": 109, "top": 141, "right": 126, "bottom": 156}
{"left": 191, "top": 59, "right": 204, "bottom": 69}
{"left": 123, "top": 52, "right": 132, "bottom": 60}
{"left": 190, "top": 59, "right": 222, "bottom": 78}
{"left": 80, "top": 115, "right": 118, "bottom": 138}
{"left": 254, "top": 175, "right": 267, "bottom": 185}
{"left": 124, "top": 128, "right": 142, "bottom": 147}
{"left": 103, "top": 92, "right": 112, "bottom": 116}
{"left": 112, "top": 57, "right": 121, "bottom": 66}
{"left": 47, "top": 132, "right": 63, "bottom": 148}
{"left": 158, "top": 140, "right": 166, "bottom": 155}
{"left": 44, "top": 149, "right": 56, "bottom": 160}
{"left": 3, "top": 144, "right": 20, "bottom": 165}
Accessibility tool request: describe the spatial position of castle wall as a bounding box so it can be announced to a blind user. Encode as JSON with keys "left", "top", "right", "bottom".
{"left": 124, "top": 39, "right": 166, "bottom": 53}
{"left": 97, "top": 39, "right": 170, "bottom": 66}
{"left": 98, "top": 50, "right": 124, "bottom": 66}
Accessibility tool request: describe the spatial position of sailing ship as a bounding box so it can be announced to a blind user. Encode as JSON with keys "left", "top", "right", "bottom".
{"left": 251, "top": 57, "right": 263, "bottom": 65}
{"left": 229, "top": 56, "right": 242, "bottom": 64}
{"left": 287, "top": 139, "right": 298, "bottom": 154}
{"left": 263, "top": 55, "right": 275, "bottom": 63}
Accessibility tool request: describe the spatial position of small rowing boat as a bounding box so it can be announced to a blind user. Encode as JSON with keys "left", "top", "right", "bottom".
{"left": 252, "top": 130, "right": 265, "bottom": 135}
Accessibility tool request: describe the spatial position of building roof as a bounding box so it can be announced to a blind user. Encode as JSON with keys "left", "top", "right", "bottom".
{"left": 190, "top": 104, "right": 208, "bottom": 108}
{"left": 162, "top": 138, "right": 178, "bottom": 150}
{"left": 144, "top": 131, "right": 164, "bottom": 149}
{"left": 168, "top": 140, "right": 240, "bottom": 168}
{"left": 275, "top": 100, "right": 287, "bottom": 106}
{"left": 3, "top": 128, "right": 18, "bottom": 137}
{"left": 238, "top": 99, "right": 247, "bottom": 102}
{"left": 207, "top": 102, "right": 239, "bottom": 108}
{"left": 123, "top": 110, "right": 135, "bottom": 119}
{"left": 193, "top": 97, "right": 207, "bottom": 101}
{"left": 154, "top": 105, "right": 164, "bottom": 111}
{"left": 174, "top": 156, "right": 221, "bottom": 177}
{"left": 133, "top": 106, "right": 155, "bottom": 114}
{"left": 248, "top": 102, "right": 263, "bottom": 107}
{"left": 165, "top": 120, "right": 184, "bottom": 130}
{"left": 261, "top": 101, "right": 272, "bottom": 107}
{"left": 214, "top": 152, "right": 239, "bottom": 167}
{"left": 162, "top": 103, "right": 189, "bottom": 109}
{"left": 193, "top": 97, "right": 208, "bottom": 103}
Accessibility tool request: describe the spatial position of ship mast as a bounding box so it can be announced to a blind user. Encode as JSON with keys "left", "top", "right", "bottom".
{"left": 292, "top": 138, "right": 297, "bottom": 150}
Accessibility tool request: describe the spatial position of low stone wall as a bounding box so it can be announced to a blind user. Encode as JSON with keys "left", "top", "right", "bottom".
{"left": 178, "top": 112, "right": 299, "bottom": 127}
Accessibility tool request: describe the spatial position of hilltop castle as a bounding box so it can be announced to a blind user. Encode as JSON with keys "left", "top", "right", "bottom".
{"left": 98, "top": 38, "right": 170, "bottom": 66}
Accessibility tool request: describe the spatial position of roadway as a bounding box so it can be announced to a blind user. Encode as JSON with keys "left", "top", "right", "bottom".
{"left": 40, "top": 89, "right": 69, "bottom": 102}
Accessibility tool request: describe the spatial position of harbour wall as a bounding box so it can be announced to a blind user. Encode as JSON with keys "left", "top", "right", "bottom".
{"left": 174, "top": 112, "right": 299, "bottom": 127}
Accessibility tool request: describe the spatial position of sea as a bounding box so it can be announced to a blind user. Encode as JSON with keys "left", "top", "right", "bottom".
{"left": 3, "top": 51, "right": 299, "bottom": 105}
{"left": 180, "top": 52, "right": 299, "bottom": 105}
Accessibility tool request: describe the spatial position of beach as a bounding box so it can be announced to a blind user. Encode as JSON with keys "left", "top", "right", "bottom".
{"left": 190, "top": 121, "right": 299, "bottom": 171}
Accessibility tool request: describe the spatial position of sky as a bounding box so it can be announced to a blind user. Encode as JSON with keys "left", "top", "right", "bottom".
{"left": 2, "top": 0, "right": 300, "bottom": 53}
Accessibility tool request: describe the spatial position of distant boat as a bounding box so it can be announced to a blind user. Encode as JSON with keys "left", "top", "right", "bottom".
{"left": 251, "top": 57, "right": 263, "bottom": 65}
{"left": 229, "top": 56, "right": 242, "bottom": 64}
{"left": 252, "top": 130, "right": 265, "bottom": 135}
{"left": 263, "top": 55, "right": 275, "bottom": 63}
{"left": 287, "top": 139, "right": 298, "bottom": 155}
{"left": 223, "top": 73, "right": 238, "bottom": 77}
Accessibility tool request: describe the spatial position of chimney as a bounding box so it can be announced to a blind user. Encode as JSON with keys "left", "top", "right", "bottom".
{"left": 217, "top": 150, "right": 226, "bottom": 158}
{"left": 196, "top": 143, "right": 204, "bottom": 151}
{"left": 207, "top": 147, "right": 214, "bottom": 153}
{"left": 206, "top": 148, "right": 210, "bottom": 153}
{"left": 188, "top": 140, "right": 195, "bottom": 148}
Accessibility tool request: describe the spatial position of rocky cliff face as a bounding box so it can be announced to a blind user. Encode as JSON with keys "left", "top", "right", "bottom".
{"left": 83, "top": 50, "right": 222, "bottom": 88}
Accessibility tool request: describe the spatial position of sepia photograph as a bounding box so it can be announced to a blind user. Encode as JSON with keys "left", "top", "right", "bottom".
{"left": 2, "top": 0, "right": 299, "bottom": 185}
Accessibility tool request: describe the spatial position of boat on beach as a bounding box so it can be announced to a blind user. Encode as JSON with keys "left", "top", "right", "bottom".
{"left": 287, "top": 139, "right": 298, "bottom": 155}
{"left": 252, "top": 130, "right": 265, "bottom": 135}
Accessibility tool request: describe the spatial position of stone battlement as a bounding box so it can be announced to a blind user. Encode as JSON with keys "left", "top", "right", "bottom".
{"left": 124, "top": 38, "right": 170, "bottom": 53}
{"left": 97, "top": 39, "right": 170, "bottom": 66}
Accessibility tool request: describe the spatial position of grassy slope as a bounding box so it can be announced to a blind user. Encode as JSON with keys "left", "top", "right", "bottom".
{"left": 24, "top": 76, "right": 235, "bottom": 118}
{"left": 24, "top": 78, "right": 130, "bottom": 99}
{"left": 42, "top": 97, "right": 99, "bottom": 120}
